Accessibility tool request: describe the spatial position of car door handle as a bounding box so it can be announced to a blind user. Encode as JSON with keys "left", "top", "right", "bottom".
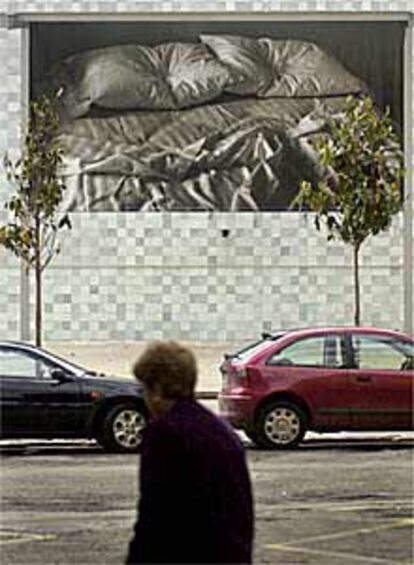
{"left": 356, "top": 375, "right": 372, "bottom": 383}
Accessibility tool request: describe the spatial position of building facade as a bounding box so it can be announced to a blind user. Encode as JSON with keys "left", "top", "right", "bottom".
{"left": 0, "top": 1, "right": 412, "bottom": 343}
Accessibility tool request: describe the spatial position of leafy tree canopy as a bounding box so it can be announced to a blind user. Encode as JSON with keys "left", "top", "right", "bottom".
{"left": 0, "top": 95, "right": 70, "bottom": 271}
{"left": 293, "top": 95, "right": 404, "bottom": 248}
{"left": 0, "top": 94, "right": 70, "bottom": 345}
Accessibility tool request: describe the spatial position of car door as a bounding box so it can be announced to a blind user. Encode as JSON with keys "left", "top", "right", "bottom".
{"left": 0, "top": 346, "right": 82, "bottom": 437}
{"left": 0, "top": 347, "right": 40, "bottom": 435}
{"left": 347, "top": 333, "right": 414, "bottom": 430}
{"left": 264, "top": 333, "right": 351, "bottom": 428}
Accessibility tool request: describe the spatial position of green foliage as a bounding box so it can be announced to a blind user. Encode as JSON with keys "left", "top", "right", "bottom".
{"left": 293, "top": 95, "right": 404, "bottom": 248}
{"left": 292, "top": 95, "right": 404, "bottom": 325}
{"left": 0, "top": 95, "right": 70, "bottom": 345}
{"left": 0, "top": 95, "right": 71, "bottom": 271}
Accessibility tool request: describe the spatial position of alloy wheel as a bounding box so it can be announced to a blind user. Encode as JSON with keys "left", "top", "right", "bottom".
{"left": 112, "top": 409, "right": 146, "bottom": 449}
{"left": 264, "top": 406, "right": 301, "bottom": 445}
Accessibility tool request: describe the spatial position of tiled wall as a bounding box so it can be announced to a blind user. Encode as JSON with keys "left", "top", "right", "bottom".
{"left": 35, "top": 212, "right": 404, "bottom": 341}
{"left": 0, "top": 1, "right": 412, "bottom": 342}
{"left": 0, "top": 237, "right": 20, "bottom": 338}
{"left": 2, "top": 1, "right": 414, "bottom": 10}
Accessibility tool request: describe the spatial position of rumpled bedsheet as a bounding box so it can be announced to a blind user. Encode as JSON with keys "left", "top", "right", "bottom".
{"left": 58, "top": 95, "right": 348, "bottom": 212}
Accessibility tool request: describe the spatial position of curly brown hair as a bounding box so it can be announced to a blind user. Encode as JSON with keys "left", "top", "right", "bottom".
{"left": 133, "top": 341, "right": 197, "bottom": 399}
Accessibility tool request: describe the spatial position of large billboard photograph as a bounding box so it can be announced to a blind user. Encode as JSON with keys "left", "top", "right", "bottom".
{"left": 31, "top": 20, "right": 405, "bottom": 212}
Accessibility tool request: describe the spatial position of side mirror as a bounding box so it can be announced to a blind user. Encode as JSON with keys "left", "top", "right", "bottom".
{"left": 400, "top": 356, "right": 413, "bottom": 371}
{"left": 268, "top": 357, "right": 293, "bottom": 367}
{"left": 50, "top": 368, "right": 73, "bottom": 382}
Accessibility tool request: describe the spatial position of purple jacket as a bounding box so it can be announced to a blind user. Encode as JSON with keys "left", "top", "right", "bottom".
{"left": 126, "top": 398, "right": 254, "bottom": 564}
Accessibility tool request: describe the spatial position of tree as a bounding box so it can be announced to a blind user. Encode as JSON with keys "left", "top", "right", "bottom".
{"left": 0, "top": 95, "right": 71, "bottom": 346}
{"left": 293, "top": 95, "right": 404, "bottom": 326}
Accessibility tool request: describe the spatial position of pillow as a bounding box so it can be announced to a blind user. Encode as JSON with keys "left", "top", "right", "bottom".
{"left": 52, "top": 42, "right": 230, "bottom": 118}
{"left": 200, "top": 34, "right": 365, "bottom": 98}
{"left": 259, "top": 38, "right": 366, "bottom": 97}
{"left": 200, "top": 34, "right": 271, "bottom": 96}
{"left": 154, "top": 42, "right": 230, "bottom": 108}
{"left": 54, "top": 45, "right": 173, "bottom": 118}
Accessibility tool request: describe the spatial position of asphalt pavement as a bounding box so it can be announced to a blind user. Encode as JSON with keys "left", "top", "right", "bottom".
{"left": 2, "top": 341, "right": 413, "bottom": 564}
{"left": 1, "top": 433, "right": 413, "bottom": 564}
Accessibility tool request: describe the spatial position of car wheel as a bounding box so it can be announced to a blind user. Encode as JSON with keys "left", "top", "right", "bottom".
{"left": 98, "top": 403, "right": 146, "bottom": 453}
{"left": 244, "top": 427, "right": 260, "bottom": 446}
{"left": 255, "top": 401, "right": 306, "bottom": 449}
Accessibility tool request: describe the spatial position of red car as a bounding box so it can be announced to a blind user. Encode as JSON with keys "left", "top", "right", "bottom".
{"left": 219, "top": 327, "right": 414, "bottom": 448}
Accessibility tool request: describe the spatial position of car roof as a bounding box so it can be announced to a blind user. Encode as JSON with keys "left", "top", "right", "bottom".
{"left": 0, "top": 340, "right": 56, "bottom": 353}
{"left": 271, "top": 326, "right": 412, "bottom": 339}
{"left": 267, "top": 326, "right": 414, "bottom": 351}
{"left": 0, "top": 340, "right": 44, "bottom": 352}
{"left": 1, "top": 340, "right": 36, "bottom": 347}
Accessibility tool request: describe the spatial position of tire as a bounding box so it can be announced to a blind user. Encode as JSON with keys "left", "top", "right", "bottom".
{"left": 97, "top": 403, "right": 146, "bottom": 453}
{"left": 255, "top": 401, "right": 306, "bottom": 449}
{"left": 244, "top": 427, "right": 260, "bottom": 446}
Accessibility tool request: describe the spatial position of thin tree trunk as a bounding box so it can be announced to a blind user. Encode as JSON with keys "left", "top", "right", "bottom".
{"left": 353, "top": 244, "right": 361, "bottom": 326}
{"left": 35, "top": 216, "right": 42, "bottom": 346}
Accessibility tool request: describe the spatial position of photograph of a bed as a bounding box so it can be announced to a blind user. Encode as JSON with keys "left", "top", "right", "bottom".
{"left": 39, "top": 31, "right": 400, "bottom": 212}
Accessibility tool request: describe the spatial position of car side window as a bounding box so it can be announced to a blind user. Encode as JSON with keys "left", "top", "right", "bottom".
{"left": 0, "top": 349, "right": 54, "bottom": 379}
{"left": 267, "top": 336, "right": 343, "bottom": 368}
{"left": 351, "top": 335, "right": 414, "bottom": 371}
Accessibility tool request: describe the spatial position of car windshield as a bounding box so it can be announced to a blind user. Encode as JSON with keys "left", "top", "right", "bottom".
{"left": 228, "top": 332, "right": 287, "bottom": 362}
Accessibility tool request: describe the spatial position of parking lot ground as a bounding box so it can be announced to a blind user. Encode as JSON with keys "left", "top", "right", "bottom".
{"left": 1, "top": 433, "right": 413, "bottom": 565}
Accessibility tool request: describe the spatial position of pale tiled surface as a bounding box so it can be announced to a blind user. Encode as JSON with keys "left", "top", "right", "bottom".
{"left": 0, "top": 0, "right": 412, "bottom": 341}
{"left": 3, "top": 0, "right": 414, "bottom": 10}
{"left": 20, "top": 212, "right": 404, "bottom": 341}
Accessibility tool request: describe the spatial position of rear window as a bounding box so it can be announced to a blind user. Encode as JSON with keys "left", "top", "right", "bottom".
{"left": 228, "top": 333, "right": 287, "bottom": 362}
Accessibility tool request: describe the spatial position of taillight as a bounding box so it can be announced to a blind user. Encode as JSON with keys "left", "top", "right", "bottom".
{"left": 233, "top": 367, "right": 247, "bottom": 379}
{"left": 221, "top": 361, "right": 249, "bottom": 389}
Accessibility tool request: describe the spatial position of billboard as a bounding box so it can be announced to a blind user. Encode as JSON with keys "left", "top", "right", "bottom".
{"left": 31, "top": 20, "right": 405, "bottom": 212}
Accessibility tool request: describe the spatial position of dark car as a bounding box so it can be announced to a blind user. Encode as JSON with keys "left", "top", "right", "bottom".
{"left": 219, "top": 327, "right": 414, "bottom": 449}
{"left": 0, "top": 341, "right": 148, "bottom": 452}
